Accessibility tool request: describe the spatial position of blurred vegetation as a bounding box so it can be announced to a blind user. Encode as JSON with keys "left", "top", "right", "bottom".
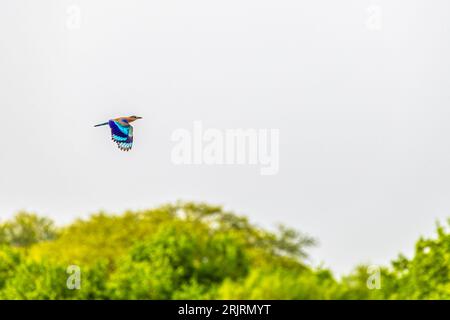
{"left": 0, "top": 202, "right": 448, "bottom": 299}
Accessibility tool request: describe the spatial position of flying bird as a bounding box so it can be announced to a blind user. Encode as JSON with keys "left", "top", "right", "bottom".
{"left": 94, "top": 116, "right": 142, "bottom": 151}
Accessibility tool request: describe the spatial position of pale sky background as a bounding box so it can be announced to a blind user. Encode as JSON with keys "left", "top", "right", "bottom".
{"left": 1, "top": 0, "right": 449, "bottom": 275}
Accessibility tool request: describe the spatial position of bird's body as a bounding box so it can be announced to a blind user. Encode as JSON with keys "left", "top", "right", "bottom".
{"left": 95, "top": 116, "right": 142, "bottom": 151}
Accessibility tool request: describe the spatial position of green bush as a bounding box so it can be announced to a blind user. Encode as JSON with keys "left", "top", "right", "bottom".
{"left": 0, "top": 203, "right": 448, "bottom": 299}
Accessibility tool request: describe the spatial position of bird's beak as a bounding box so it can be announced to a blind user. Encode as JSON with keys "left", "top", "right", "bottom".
{"left": 137, "top": 116, "right": 143, "bottom": 119}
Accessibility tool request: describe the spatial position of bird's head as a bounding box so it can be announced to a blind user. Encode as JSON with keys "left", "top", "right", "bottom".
{"left": 127, "top": 115, "right": 143, "bottom": 122}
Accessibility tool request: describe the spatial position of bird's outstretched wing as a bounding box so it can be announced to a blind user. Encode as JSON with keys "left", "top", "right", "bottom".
{"left": 109, "top": 120, "right": 133, "bottom": 151}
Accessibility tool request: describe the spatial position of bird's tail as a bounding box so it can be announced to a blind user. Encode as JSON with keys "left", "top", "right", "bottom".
{"left": 94, "top": 122, "right": 109, "bottom": 127}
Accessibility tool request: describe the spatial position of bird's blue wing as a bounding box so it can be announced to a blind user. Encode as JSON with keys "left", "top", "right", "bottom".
{"left": 109, "top": 120, "right": 133, "bottom": 151}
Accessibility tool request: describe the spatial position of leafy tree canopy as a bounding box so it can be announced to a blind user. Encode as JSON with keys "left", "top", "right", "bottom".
{"left": 0, "top": 203, "right": 448, "bottom": 299}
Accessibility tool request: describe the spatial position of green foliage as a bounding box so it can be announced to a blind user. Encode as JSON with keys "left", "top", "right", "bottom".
{"left": 0, "top": 259, "right": 109, "bottom": 299}
{"left": 333, "top": 220, "right": 450, "bottom": 300}
{"left": 0, "top": 212, "right": 57, "bottom": 247}
{"left": 217, "top": 267, "right": 339, "bottom": 299}
{"left": 107, "top": 220, "right": 248, "bottom": 299}
{"left": 388, "top": 221, "right": 450, "bottom": 299}
{"left": 0, "top": 202, "right": 448, "bottom": 299}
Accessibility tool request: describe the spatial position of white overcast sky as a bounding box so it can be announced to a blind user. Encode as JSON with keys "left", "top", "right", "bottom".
{"left": 1, "top": 0, "right": 449, "bottom": 275}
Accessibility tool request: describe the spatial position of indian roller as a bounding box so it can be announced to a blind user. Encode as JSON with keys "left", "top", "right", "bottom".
{"left": 94, "top": 116, "right": 142, "bottom": 151}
